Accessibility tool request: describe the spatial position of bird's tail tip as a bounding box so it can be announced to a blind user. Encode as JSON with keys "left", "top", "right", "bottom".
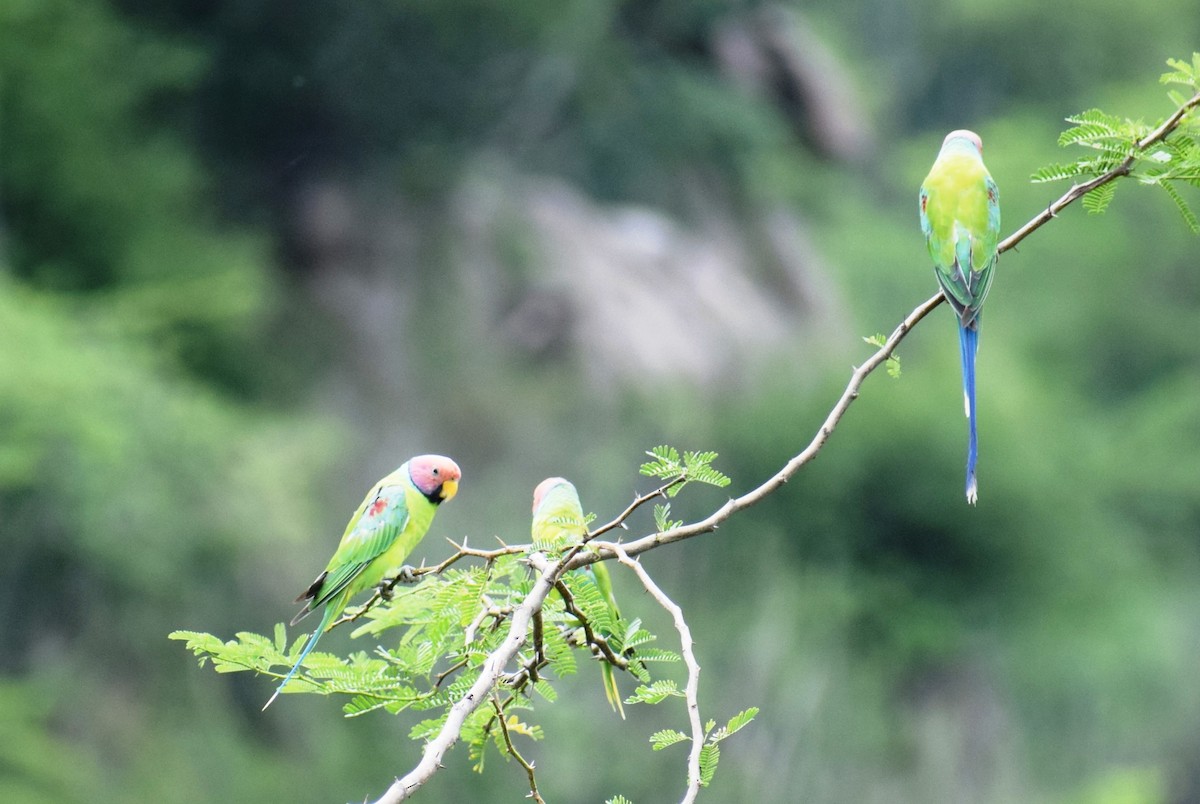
{"left": 602, "top": 664, "right": 626, "bottom": 719}
{"left": 262, "top": 689, "right": 281, "bottom": 711}
{"left": 965, "top": 474, "right": 978, "bottom": 505}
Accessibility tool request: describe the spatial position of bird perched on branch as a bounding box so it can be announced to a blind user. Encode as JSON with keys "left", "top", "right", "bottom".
{"left": 263, "top": 454, "right": 462, "bottom": 709}
{"left": 919, "top": 129, "right": 1000, "bottom": 504}
{"left": 531, "top": 477, "right": 627, "bottom": 718}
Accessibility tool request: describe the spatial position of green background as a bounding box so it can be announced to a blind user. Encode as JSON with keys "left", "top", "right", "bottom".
{"left": 2, "top": 1, "right": 1198, "bottom": 801}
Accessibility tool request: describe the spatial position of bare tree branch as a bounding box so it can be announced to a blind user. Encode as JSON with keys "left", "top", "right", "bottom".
{"left": 558, "top": 289, "right": 941, "bottom": 573}
{"left": 606, "top": 541, "right": 704, "bottom": 804}
{"left": 553, "top": 579, "right": 630, "bottom": 671}
{"left": 586, "top": 477, "right": 685, "bottom": 541}
{"left": 490, "top": 695, "right": 546, "bottom": 804}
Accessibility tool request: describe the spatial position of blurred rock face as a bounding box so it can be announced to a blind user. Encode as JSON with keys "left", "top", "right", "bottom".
{"left": 294, "top": 167, "right": 846, "bottom": 395}
{"left": 490, "top": 175, "right": 843, "bottom": 388}
{"left": 277, "top": 4, "right": 873, "bottom": 399}
{"left": 713, "top": 5, "right": 874, "bottom": 163}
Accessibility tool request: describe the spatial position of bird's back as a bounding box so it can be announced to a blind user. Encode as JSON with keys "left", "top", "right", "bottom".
{"left": 922, "top": 151, "right": 995, "bottom": 267}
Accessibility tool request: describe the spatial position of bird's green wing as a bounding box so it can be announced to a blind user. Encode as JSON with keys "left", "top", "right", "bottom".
{"left": 303, "top": 482, "right": 412, "bottom": 612}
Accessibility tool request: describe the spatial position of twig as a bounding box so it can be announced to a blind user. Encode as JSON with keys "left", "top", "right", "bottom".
{"left": 413, "top": 539, "right": 527, "bottom": 577}
{"left": 586, "top": 477, "right": 685, "bottom": 541}
{"left": 556, "top": 289, "right": 941, "bottom": 573}
{"left": 607, "top": 542, "right": 703, "bottom": 803}
{"left": 433, "top": 658, "right": 468, "bottom": 689}
{"left": 553, "top": 579, "right": 628, "bottom": 670}
{"left": 330, "top": 541, "right": 527, "bottom": 628}
{"left": 480, "top": 651, "right": 554, "bottom": 743}
{"left": 464, "top": 601, "right": 511, "bottom": 647}
{"left": 530, "top": 610, "right": 545, "bottom": 684}
{"left": 490, "top": 695, "right": 546, "bottom": 804}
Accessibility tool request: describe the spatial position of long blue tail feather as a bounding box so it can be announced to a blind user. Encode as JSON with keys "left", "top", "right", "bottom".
{"left": 958, "top": 323, "right": 979, "bottom": 504}
{"left": 263, "top": 606, "right": 334, "bottom": 710}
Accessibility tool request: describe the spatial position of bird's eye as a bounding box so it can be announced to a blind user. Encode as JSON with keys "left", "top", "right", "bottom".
{"left": 432, "top": 467, "right": 440, "bottom": 475}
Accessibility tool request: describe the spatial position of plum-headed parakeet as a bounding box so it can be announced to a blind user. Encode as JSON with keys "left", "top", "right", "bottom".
{"left": 263, "top": 454, "right": 462, "bottom": 709}
{"left": 531, "top": 477, "right": 626, "bottom": 718}
{"left": 919, "top": 129, "right": 1000, "bottom": 504}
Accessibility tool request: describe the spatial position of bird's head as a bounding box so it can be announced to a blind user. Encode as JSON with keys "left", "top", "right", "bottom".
{"left": 943, "top": 129, "right": 983, "bottom": 154}
{"left": 409, "top": 455, "right": 462, "bottom": 504}
{"left": 532, "top": 476, "right": 574, "bottom": 514}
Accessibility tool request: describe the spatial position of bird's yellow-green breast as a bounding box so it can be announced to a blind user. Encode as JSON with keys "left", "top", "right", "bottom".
{"left": 375, "top": 480, "right": 439, "bottom": 572}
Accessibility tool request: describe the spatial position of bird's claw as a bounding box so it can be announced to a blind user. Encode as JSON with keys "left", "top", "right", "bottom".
{"left": 387, "top": 565, "right": 421, "bottom": 593}
{"left": 376, "top": 566, "right": 418, "bottom": 601}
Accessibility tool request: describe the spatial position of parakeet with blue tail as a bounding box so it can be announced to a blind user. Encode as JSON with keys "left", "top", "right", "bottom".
{"left": 263, "top": 454, "right": 462, "bottom": 709}
{"left": 920, "top": 129, "right": 1000, "bottom": 504}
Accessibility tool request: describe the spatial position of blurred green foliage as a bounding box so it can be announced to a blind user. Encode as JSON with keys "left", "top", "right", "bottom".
{"left": 2, "top": 0, "right": 1200, "bottom": 801}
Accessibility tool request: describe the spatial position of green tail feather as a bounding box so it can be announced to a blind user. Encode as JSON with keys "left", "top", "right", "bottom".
{"left": 601, "top": 662, "right": 625, "bottom": 719}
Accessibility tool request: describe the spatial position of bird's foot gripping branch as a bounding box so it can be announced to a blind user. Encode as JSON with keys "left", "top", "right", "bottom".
{"left": 171, "top": 446, "right": 758, "bottom": 803}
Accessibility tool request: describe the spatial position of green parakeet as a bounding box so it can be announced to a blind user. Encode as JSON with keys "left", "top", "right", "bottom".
{"left": 531, "top": 476, "right": 626, "bottom": 718}
{"left": 263, "top": 454, "right": 462, "bottom": 709}
{"left": 919, "top": 129, "right": 1000, "bottom": 504}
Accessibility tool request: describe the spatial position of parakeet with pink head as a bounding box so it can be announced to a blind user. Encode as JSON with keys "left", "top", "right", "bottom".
{"left": 263, "top": 454, "right": 461, "bottom": 709}
{"left": 919, "top": 129, "right": 1000, "bottom": 504}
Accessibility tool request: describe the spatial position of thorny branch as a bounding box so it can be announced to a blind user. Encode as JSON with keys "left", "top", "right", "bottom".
{"left": 365, "top": 90, "right": 1200, "bottom": 803}
{"left": 586, "top": 477, "right": 686, "bottom": 541}
{"left": 491, "top": 696, "right": 546, "bottom": 804}
{"left": 607, "top": 542, "right": 704, "bottom": 804}
{"left": 329, "top": 540, "right": 526, "bottom": 628}
{"left": 530, "top": 610, "right": 545, "bottom": 685}
{"left": 368, "top": 556, "right": 563, "bottom": 804}
{"left": 554, "top": 579, "right": 629, "bottom": 671}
